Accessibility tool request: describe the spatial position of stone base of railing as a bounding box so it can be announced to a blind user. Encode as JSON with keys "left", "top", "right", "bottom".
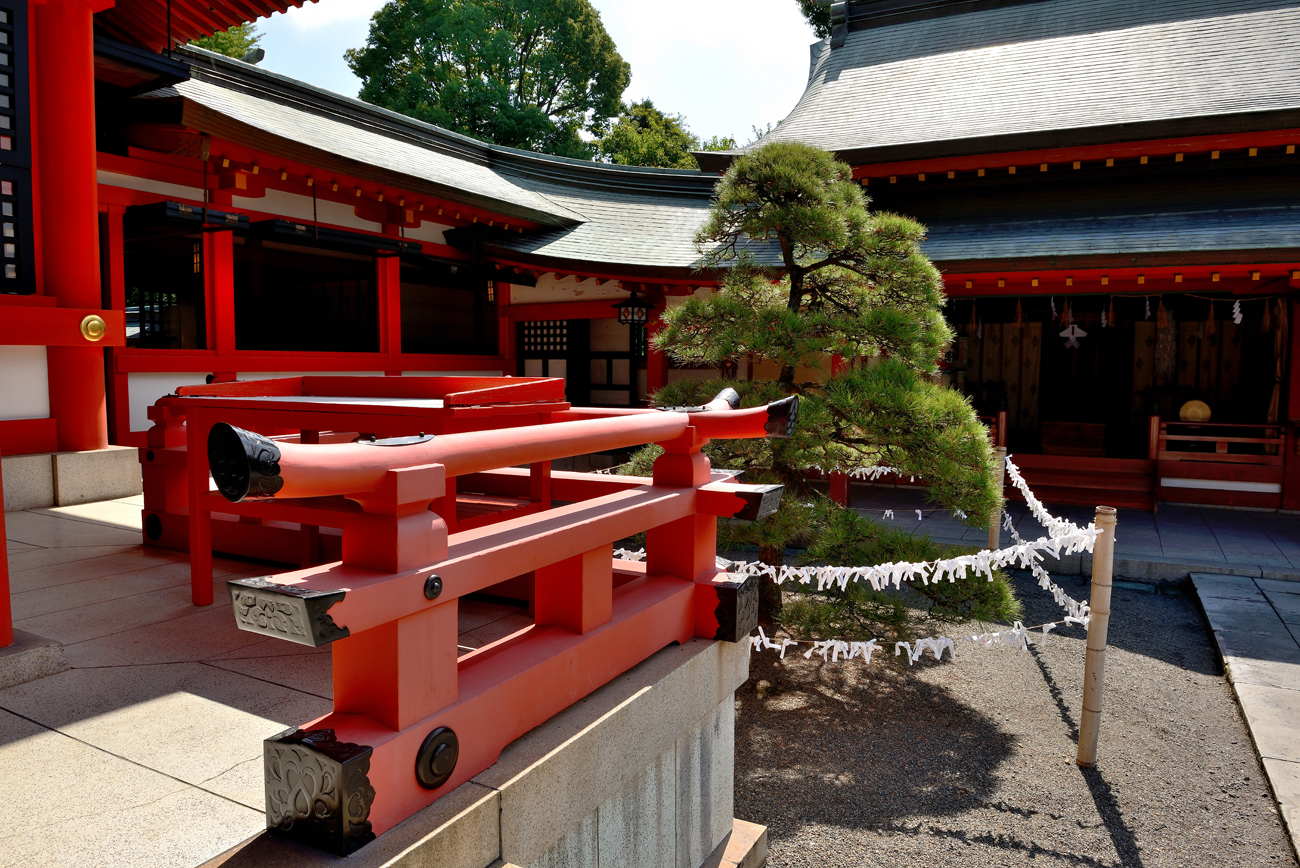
{"left": 202, "top": 637, "right": 763, "bottom": 868}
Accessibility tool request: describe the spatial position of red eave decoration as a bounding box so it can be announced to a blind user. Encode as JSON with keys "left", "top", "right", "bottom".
{"left": 99, "top": 0, "right": 316, "bottom": 55}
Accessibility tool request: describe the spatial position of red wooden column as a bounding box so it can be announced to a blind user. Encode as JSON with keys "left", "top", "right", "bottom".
{"left": 378, "top": 256, "right": 401, "bottom": 375}
{"left": 204, "top": 230, "right": 236, "bottom": 358}
{"left": 495, "top": 282, "right": 513, "bottom": 372}
{"left": 104, "top": 205, "right": 130, "bottom": 445}
{"left": 35, "top": 0, "right": 110, "bottom": 451}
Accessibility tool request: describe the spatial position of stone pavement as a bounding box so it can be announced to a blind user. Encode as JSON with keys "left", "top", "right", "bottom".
{"left": 0, "top": 496, "right": 529, "bottom": 868}
{"left": 850, "top": 483, "right": 1300, "bottom": 581}
{"left": 1191, "top": 574, "right": 1300, "bottom": 860}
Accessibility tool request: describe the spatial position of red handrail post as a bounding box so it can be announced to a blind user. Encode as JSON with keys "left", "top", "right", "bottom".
{"left": 342, "top": 464, "right": 448, "bottom": 573}
{"left": 535, "top": 545, "right": 613, "bottom": 634}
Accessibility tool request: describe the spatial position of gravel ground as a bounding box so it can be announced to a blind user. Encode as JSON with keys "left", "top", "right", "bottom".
{"left": 734, "top": 569, "right": 1298, "bottom": 868}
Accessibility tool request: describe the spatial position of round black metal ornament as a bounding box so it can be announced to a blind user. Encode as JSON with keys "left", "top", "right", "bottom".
{"left": 415, "top": 726, "right": 459, "bottom": 790}
{"left": 423, "top": 574, "right": 444, "bottom": 600}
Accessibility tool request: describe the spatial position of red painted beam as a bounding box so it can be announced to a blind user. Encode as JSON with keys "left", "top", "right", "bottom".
{"left": 854, "top": 129, "right": 1300, "bottom": 179}
{"left": 0, "top": 307, "right": 125, "bottom": 347}
{"left": 501, "top": 300, "right": 624, "bottom": 321}
{"left": 0, "top": 419, "right": 59, "bottom": 456}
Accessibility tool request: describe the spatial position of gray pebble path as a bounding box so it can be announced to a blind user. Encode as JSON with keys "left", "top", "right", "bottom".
{"left": 734, "top": 570, "right": 1298, "bottom": 867}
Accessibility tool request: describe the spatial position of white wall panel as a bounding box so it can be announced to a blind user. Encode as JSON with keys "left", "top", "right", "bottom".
{"left": 0, "top": 346, "right": 49, "bottom": 420}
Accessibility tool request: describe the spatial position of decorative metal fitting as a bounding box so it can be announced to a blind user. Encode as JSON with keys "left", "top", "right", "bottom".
{"left": 764, "top": 395, "right": 800, "bottom": 438}
{"left": 265, "top": 727, "right": 375, "bottom": 856}
{"left": 423, "top": 574, "right": 444, "bottom": 601}
{"left": 713, "top": 574, "right": 759, "bottom": 643}
{"left": 208, "top": 423, "right": 285, "bottom": 502}
{"left": 415, "top": 727, "right": 459, "bottom": 790}
{"left": 228, "top": 577, "right": 349, "bottom": 647}
{"left": 79, "top": 314, "right": 106, "bottom": 341}
{"left": 728, "top": 483, "right": 785, "bottom": 521}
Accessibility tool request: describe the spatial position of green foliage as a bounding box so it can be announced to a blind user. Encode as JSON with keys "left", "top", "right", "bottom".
{"left": 596, "top": 100, "right": 700, "bottom": 169}
{"left": 795, "top": 0, "right": 833, "bottom": 38}
{"left": 345, "top": 0, "right": 630, "bottom": 158}
{"left": 700, "top": 135, "right": 740, "bottom": 152}
{"left": 191, "top": 23, "right": 260, "bottom": 59}
{"left": 659, "top": 141, "right": 1001, "bottom": 528}
{"left": 595, "top": 100, "right": 739, "bottom": 169}
{"left": 647, "top": 141, "right": 1000, "bottom": 625}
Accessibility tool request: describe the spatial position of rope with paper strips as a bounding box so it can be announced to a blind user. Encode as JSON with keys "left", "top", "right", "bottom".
{"left": 614, "top": 453, "right": 1100, "bottom": 665}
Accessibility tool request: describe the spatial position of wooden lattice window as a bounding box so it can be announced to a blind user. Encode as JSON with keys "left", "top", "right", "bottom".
{"left": 522, "top": 320, "right": 567, "bottom": 353}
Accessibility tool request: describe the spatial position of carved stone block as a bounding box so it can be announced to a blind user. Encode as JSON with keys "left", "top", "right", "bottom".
{"left": 228, "top": 577, "right": 349, "bottom": 647}
{"left": 264, "top": 727, "right": 376, "bottom": 856}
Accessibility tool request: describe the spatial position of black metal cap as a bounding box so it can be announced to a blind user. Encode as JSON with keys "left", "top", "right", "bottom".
{"left": 764, "top": 395, "right": 799, "bottom": 438}
{"left": 208, "top": 423, "right": 285, "bottom": 503}
{"left": 713, "top": 387, "right": 741, "bottom": 410}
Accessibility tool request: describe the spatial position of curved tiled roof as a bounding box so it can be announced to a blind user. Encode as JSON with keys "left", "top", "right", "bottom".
{"left": 710, "top": 0, "right": 1300, "bottom": 166}
{"left": 170, "top": 47, "right": 721, "bottom": 271}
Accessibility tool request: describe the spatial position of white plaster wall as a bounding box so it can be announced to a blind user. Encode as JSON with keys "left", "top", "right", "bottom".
{"left": 232, "top": 187, "right": 316, "bottom": 222}
{"left": 403, "top": 221, "right": 452, "bottom": 246}
{"left": 97, "top": 170, "right": 203, "bottom": 202}
{"left": 127, "top": 373, "right": 209, "bottom": 433}
{"left": 0, "top": 346, "right": 49, "bottom": 420}
{"left": 509, "top": 274, "right": 629, "bottom": 305}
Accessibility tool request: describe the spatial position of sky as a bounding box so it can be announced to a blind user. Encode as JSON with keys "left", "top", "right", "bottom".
{"left": 253, "top": 0, "right": 818, "bottom": 146}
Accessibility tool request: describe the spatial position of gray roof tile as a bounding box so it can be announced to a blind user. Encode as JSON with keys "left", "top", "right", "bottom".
{"left": 760, "top": 0, "right": 1300, "bottom": 158}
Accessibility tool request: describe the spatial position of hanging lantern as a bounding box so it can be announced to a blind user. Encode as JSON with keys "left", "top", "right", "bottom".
{"left": 612, "top": 290, "right": 653, "bottom": 326}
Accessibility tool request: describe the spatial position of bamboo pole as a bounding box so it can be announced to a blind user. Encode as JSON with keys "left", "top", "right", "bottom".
{"left": 1077, "top": 505, "right": 1118, "bottom": 767}
{"left": 988, "top": 446, "right": 1007, "bottom": 552}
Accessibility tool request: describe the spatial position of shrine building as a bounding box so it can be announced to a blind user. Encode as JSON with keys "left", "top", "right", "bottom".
{"left": 1, "top": 0, "right": 1299, "bottom": 514}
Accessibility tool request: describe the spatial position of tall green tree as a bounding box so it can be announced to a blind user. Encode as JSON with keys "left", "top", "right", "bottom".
{"left": 795, "top": 0, "right": 832, "bottom": 38}
{"left": 191, "top": 23, "right": 261, "bottom": 59}
{"left": 345, "top": 0, "right": 630, "bottom": 159}
{"left": 650, "top": 141, "right": 1002, "bottom": 615}
{"left": 596, "top": 99, "right": 737, "bottom": 169}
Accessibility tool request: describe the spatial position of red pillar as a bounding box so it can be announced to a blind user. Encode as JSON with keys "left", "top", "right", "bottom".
{"left": 378, "top": 256, "right": 401, "bottom": 374}
{"left": 35, "top": 0, "right": 107, "bottom": 451}
{"left": 205, "top": 230, "right": 235, "bottom": 357}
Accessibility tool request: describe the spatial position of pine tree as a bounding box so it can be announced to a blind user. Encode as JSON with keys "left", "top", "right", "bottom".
{"left": 648, "top": 141, "right": 1005, "bottom": 620}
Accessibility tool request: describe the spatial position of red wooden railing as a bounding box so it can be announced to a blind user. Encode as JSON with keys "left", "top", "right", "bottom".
{"left": 1148, "top": 416, "right": 1285, "bottom": 510}
{"left": 144, "top": 377, "right": 791, "bottom": 854}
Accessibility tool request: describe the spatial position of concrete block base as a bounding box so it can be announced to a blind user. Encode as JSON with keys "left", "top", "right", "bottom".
{"left": 0, "top": 629, "right": 70, "bottom": 690}
{"left": 2, "top": 446, "right": 141, "bottom": 511}
{"left": 201, "top": 639, "right": 758, "bottom": 868}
